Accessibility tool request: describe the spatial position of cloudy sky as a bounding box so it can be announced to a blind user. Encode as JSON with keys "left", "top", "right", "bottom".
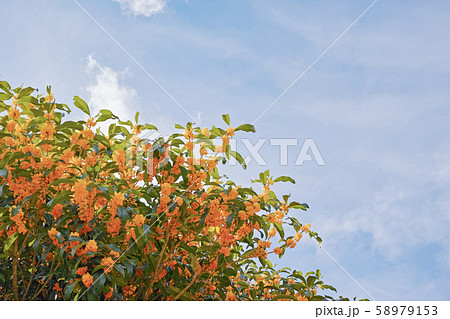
{"left": 2, "top": 0, "right": 450, "bottom": 300}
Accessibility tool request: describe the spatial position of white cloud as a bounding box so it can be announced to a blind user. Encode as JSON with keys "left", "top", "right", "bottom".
{"left": 85, "top": 55, "right": 175, "bottom": 136}
{"left": 86, "top": 55, "right": 138, "bottom": 122}
{"left": 113, "top": 0, "right": 168, "bottom": 17}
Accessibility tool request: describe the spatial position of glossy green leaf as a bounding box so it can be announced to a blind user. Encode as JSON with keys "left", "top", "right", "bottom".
{"left": 73, "top": 96, "right": 90, "bottom": 116}
{"left": 235, "top": 124, "right": 255, "bottom": 132}
{"left": 274, "top": 176, "right": 295, "bottom": 184}
{"left": 0, "top": 80, "right": 11, "bottom": 93}
{"left": 222, "top": 114, "right": 230, "bottom": 126}
{"left": 3, "top": 232, "right": 18, "bottom": 254}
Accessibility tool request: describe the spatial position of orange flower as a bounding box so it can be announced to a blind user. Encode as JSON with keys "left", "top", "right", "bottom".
{"left": 82, "top": 272, "right": 93, "bottom": 288}
{"left": 301, "top": 223, "right": 311, "bottom": 232}
{"left": 11, "top": 211, "right": 27, "bottom": 234}
{"left": 45, "top": 93, "right": 54, "bottom": 103}
{"left": 4, "top": 136, "right": 18, "bottom": 147}
{"left": 109, "top": 249, "right": 120, "bottom": 259}
{"left": 81, "top": 129, "right": 94, "bottom": 140}
{"left": 72, "top": 179, "right": 89, "bottom": 201}
{"left": 86, "top": 118, "right": 97, "bottom": 128}
{"left": 185, "top": 141, "right": 194, "bottom": 150}
{"left": 225, "top": 287, "right": 237, "bottom": 301}
{"left": 101, "top": 257, "right": 115, "bottom": 274}
{"left": 53, "top": 283, "right": 62, "bottom": 292}
{"left": 113, "top": 149, "right": 126, "bottom": 166}
{"left": 44, "top": 112, "right": 54, "bottom": 120}
{"left": 8, "top": 108, "right": 20, "bottom": 120}
{"left": 222, "top": 135, "right": 230, "bottom": 146}
{"left": 215, "top": 144, "right": 226, "bottom": 153}
{"left": 107, "top": 217, "right": 121, "bottom": 235}
{"left": 48, "top": 227, "right": 59, "bottom": 245}
{"left": 111, "top": 192, "right": 125, "bottom": 207}
{"left": 133, "top": 214, "right": 145, "bottom": 227}
{"left": 273, "top": 247, "right": 283, "bottom": 256}
{"left": 268, "top": 228, "right": 276, "bottom": 238}
{"left": 75, "top": 266, "right": 88, "bottom": 276}
{"left": 85, "top": 240, "right": 98, "bottom": 253}
{"left": 238, "top": 210, "right": 247, "bottom": 220}
{"left": 6, "top": 120, "right": 17, "bottom": 132}
{"left": 51, "top": 203, "right": 63, "bottom": 220}
{"left": 294, "top": 232, "right": 303, "bottom": 241}
{"left": 160, "top": 183, "right": 172, "bottom": 196}
{"left": 104, "top": 287, "right": 113, "bottom": 300}
{"left": 41, "top": 121, "right": 55, "bottom": 140}
{"left": 219, "top": 246, "right": 231, "bottom": 257}
{"left": 226, "top": 127, "right": 235, "bottom": 137}
{"left": 184, "top": 129, "right": 194, "bottom": 140}
{"left": 201, "top": 127, "right": 210, "bottom": 137}
{"left": 286, "top": 238, "right": 296, "bottom": 248}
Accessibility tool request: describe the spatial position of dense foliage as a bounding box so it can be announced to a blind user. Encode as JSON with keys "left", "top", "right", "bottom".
{"left": 0, "top": 81, "right": 336, "bottom": 300}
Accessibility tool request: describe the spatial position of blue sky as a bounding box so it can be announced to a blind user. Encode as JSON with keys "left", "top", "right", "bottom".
{"left": 2, "top": 0, "right": 450, "bottom": 300}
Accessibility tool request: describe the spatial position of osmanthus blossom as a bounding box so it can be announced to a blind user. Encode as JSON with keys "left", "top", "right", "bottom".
{"left": 0, "top": 81, "right": 334, "bottom": 301}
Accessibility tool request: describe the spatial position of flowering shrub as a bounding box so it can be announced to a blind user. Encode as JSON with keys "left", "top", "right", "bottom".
{"left": 0, "top": 80, "right": 336, "bottom": 300}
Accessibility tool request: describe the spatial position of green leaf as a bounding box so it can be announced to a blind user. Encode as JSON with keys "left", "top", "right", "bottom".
{"left": 273, "top": 222, "right": 284, "bottom": 239}
{"left": 0, "top": 168, "right": 8, "bottom": 179}
{"left": 0, "top": 196, "right": 15, "bottom": 207}
{"left": 18, "top": 87, "right": 35, "bottom": 98}
{"left": 118, "top": 120, "right": 133, "bottom": 126}
{"left": 289, "top": 201, "right": 308, "bottom": 211}
{"left": 107, "top": 244, "right": 121, "bottom": 253}
{"left": 96, "top": 109, "right": 118, "bottom": 122}
{"left": 222, "top": 114, "right": 230, "bottom": 126}
{"left": 306, "top": 275, "right": 316, "bottom": 287}
{"left": 64, "top": 282, "right": 75, "bottom": 299}
{"left": 167, "top": 286, "right": 195, "bottom": 301}
{"left": 322, "top": 284, "right": 337, "bottom": 292}
{"left": 58, "top": 120, "right": 84, "bottom": 131}
{"left": 259, "top": 171, "right": 267, "bottom": 185}
{"left": 49, "top": 178, "right": 74, "bottom": 187}
{"left": 235, "top": 124, "right": 255, "bottom": 133}
{"left": 199, "top": 210, "right": 209, "bottom": 226}
{"left": 271, "top": 294, "right": 297, "bottom": 301}
{"left": 274, "top": 176, "right": 295, "bottom": 184}
{"left": 142, "top": 124, "right": 157, "bottom": 131}
{"left": 135, "top": 111, "right": 140, "bottom": 123}
{"left": 310, "top": 295, "right": 326, "bottom": 301}
{"left": 93, "top": 135, "right": 111, "bottom": 148}
{"left": 316, "top": 236, "right": 322, "bottom": 246}
{"left": 3, "top": 232, "right": 18, "bottom": 254}
{"left": 0, "top": 93, "right": 12, "bottom": 100}
{"left": 108, "top": 123, "right": 116, "bottom": 137}
{"left": 135, "top": 226, "right": 146, "bottom": 247}
{"left": 117, "top": 206, "right": 129, "bottom": 222}
{"left": 73, "top": 96, "right": 90, "bottom": 116}
{"left": 93, "top": 271, "right": 106, "bottom": 292}
{"left": 114, "top": 264, "right": 125, "bottom": 276}
{"left": 227, "top": 150, "right": 246, "bottom": 169}
{"left": 0, "top": 81, "right": 11, "bottom": 93}
{"left": 226, "top": 213, "right": 235, "bottom": 227}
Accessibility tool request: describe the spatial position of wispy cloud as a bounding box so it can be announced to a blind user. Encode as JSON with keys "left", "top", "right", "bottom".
{"left": 113, "top": 0, "right": 168, "bottom": 17}
{"left": 85, "top": 55, "right": 175, "bottom": 135}
{"left": 86, "top": 55, "right": 138, "bottom": 122}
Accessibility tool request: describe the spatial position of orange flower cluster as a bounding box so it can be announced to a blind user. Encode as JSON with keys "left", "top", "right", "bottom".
{"left": 11, "top": 210, "right": 27, "bottom": 234}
